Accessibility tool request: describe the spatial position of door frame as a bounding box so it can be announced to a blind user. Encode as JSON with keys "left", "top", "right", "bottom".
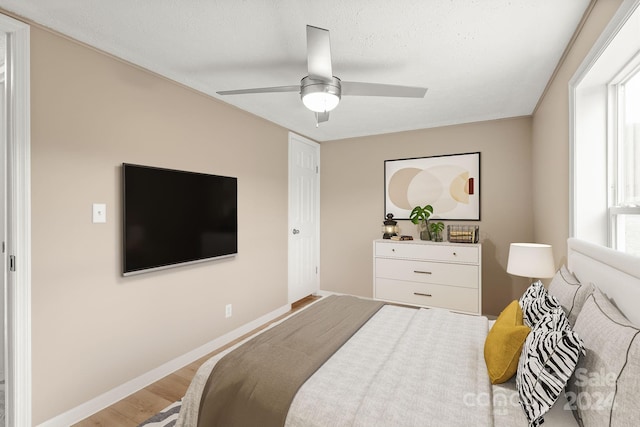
{"left": 1, "top": 13, "right": 32, "bottom": 427}
{"left": 287, "top": 132, "right": 320, "bottom": 303}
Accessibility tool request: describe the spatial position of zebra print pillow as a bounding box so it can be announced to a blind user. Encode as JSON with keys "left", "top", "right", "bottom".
{"left": 534, "top": 305, "right": 571, "bottom": 332}
{"left": 519, "top": 280, "right": 561, "bottom": 328}
{"left": 516, "top": 308, "right": 585, "bottom": 427}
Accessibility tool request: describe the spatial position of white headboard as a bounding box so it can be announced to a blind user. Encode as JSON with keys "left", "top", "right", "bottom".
{"left": 567, "top": 238, "right": 640, "bottom": 326}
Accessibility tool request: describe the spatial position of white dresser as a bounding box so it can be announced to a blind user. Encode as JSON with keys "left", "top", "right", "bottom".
{"left": 373, "top": 239, "right": 482, "bottom": 315}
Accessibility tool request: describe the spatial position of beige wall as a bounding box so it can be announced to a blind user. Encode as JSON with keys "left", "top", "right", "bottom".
{"left": 30, "top": 26, "right": 290, "bottom": 423}
{"left": 320, "top": 117, "right": 534, "bottom": 316}
{"left": 532, "top": 0, "right": 622, "bottom": 263}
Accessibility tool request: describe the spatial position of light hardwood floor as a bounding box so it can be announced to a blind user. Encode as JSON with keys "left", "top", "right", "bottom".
{"left": 73, "top": 295, "right": 321, "bottom": 426}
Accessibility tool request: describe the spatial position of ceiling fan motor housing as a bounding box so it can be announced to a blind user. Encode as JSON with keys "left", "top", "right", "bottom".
{"left": 301, "top": 76, "right": 342, "bottom": 112}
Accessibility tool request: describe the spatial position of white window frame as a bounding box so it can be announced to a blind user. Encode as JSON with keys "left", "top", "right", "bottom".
{"left": 608, "top": 62, "right": 640, "bottom": 253}
{"left": 570, "top": 0, "right": 640, "bottom": 252}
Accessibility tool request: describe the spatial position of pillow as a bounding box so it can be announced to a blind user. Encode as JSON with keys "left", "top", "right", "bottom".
{"left": 567, "top": 289, "right": 640, "bottom": 426}
{"left": 519, "top": 280, "right": 561, "bottom": 328}
{"left": 516, "top": 308, "right": 585, "bottom": 427}
{"left": 532, "top": 305, "right": 572, "bottom": 333}
{"left": 547, "top": 265, "right": 594, "bottom": 326}
{"left": 484, "top": 300, "right": 531, "bottom": 384}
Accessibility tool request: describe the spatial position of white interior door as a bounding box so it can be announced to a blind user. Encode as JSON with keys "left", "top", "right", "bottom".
{"left": 288, "top": 132, "right": 320, "bottom": 303}
{"left": 0, "top": 14, "right": 31, "bottom": 427}
{"left": 0, "top": 36, "right": 5, "bottom": 423}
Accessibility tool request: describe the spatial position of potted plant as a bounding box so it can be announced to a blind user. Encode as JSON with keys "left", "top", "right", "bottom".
{"left": 409, "top": 204, "right": 433, "bottom": 240}
{"left": 429, "top": 221, "right": 445, "bottom": 242}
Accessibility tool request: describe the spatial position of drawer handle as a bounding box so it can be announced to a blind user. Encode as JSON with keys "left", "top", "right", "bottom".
{"left": 413, "top": 270, "right": 432, "bottom": 275}
{"left": 414, "top": 292, "right": 433, "bottom": 297}
{"left": 453, "top": 252, "right": 457, "bottom": 256}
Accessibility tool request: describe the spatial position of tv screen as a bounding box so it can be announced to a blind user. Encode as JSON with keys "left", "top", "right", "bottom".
{"left": 122, "top": 163, "right": 237, "bottom": 276}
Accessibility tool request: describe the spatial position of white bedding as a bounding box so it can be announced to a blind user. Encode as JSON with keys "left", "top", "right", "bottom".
{"left": 492, "top": 377, "right": 577, "bottom": 427}
{"left": 286, "top": 305, "right": 491, "bottom": 427}
{"left": 177, "top": 300, "right": 588, "bottom": 427}
{"left": 178, "top": 303, "right": 495, "bottom": 427}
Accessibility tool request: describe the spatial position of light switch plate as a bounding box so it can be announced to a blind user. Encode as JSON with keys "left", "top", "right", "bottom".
{"left": 93, "top": 203, "right": 107, "bottom": 223}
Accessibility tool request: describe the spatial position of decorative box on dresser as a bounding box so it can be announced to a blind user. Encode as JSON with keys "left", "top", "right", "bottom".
{"left": 373, "top": 239, "right": 482, "bottom": 315}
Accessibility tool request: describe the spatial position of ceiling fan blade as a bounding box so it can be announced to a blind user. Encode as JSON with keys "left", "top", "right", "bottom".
{"left": 217, "top": 85, "right": 300, "bottom": 95}
{"left": 341, "top": 82, "right": 427, "bottom": 98}
{"left": 307, "top": 25, "right": 333, "bottom": 82}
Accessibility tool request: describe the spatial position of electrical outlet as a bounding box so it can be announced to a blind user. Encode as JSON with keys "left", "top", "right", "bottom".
{"left": 225, "top": 304, "right": 232, "bottom": 318}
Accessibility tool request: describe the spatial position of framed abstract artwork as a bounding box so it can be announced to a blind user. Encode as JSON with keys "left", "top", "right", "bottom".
{"left": 384, "top": 152, "right": 480, "bottom": 220}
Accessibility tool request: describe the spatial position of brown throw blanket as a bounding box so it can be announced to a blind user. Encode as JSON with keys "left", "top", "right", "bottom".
{"left": 196, "top": 295, "right": 384, "bottom": 427}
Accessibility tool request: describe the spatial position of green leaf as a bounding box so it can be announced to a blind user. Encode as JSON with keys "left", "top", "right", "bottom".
{"left": 409, "top": 206, "right": 421, "bottom": 224}
{"left": 409, "top": 204, "right": 434, "bottom": 224}
{"left": 429, "top": 221, "right": 444, "bottom": 233}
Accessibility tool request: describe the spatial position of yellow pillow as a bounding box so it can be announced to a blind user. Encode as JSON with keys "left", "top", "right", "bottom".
{"left": 484, "top": 300, "right": 531, "bottom": 384}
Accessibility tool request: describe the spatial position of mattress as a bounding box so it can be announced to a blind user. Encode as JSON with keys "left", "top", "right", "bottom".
{"left": 178, "top": 300, "right": 498, "bottom": 427}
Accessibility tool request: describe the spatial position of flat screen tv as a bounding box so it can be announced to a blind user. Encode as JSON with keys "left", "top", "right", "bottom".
{"left": 122, "top": 163, "right": 237, "bottom": 276}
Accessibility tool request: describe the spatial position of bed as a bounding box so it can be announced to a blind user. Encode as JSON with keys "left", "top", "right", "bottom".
{"left": 176, "top": 238, "right": 640, "bottom": 427}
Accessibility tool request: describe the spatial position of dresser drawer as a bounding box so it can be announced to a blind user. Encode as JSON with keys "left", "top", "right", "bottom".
{"left": 375, "top": 278, "right": 479, "bottom": 313}
{"left": 375, "top": 241, "right": 479, "bottom": 264}
{"left": 375, "top": 258, "right": 479, "bottom": 289}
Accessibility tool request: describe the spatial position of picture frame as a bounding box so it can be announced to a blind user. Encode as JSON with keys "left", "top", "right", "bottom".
{"left": 384, "top": 152, "right": 480, "bottom": 221}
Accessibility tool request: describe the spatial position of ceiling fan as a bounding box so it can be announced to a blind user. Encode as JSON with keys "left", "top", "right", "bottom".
{"left": 216, "top": 25, "right": 428, "bottom": 125}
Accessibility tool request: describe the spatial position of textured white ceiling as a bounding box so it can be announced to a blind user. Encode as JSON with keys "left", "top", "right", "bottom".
{"left": 0, "top": 0, "right": 591, "bottom": 141}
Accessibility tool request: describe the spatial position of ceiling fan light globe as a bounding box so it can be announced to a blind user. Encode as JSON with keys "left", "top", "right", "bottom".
{"left": 300, "top": 76, "right": 342, "bottom": 113}
{"left": 302, "top": 92, "right": 340, "bottom": 112}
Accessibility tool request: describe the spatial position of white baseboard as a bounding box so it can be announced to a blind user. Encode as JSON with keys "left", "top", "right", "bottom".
{"left": 38, "top": 303, "right": 291, "bottom": 427}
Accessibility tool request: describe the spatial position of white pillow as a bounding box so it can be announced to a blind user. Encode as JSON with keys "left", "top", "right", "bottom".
{"left": 568, "top": 290, "right": 640, "bottom": 426}
{"left": 547, "top": 265, "right": 594, "bottom": 326}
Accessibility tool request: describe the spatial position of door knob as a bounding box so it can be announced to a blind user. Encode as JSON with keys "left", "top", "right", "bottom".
{"left": 292, "top": 229, "right": 300, "bottom": 235}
